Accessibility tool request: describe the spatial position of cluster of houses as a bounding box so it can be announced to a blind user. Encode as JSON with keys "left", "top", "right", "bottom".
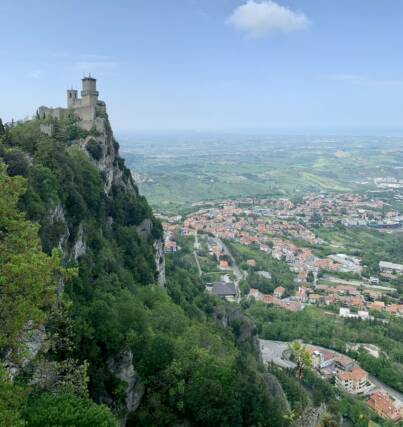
{"left": 181, "top": 194, "right": 394, "bottom": 241}
{"left": 306, "top": 345, "right": 402, "bottom": 422}
{"left": 162, "top": 211, "right": 402, "bottom": 319}
{"left": 182, "top": 193, "right": 402, "bottom": 234}
{"left": 159, "top": 196, "right": 403, "bottom": 423}
{"left": 173, "top": 195, "right": 403, "bottom": 288}
{"left": 179, "top": 205, "right": 367, "bottom": 285}
{"left": 162, "top": 195, "right": 403, "bottom": 295}
{"left": 374, "top": 176, "right": 403, "bottom": 189}
{"left": 249, "top": 283, "right": 363, "bottom": 313}
{"left": 162, "top": 221, "right": 179, "bottom": 253}
{"left": 248, "top": 287, "right": 304, "bottom": 312}
{"left": 247, "top": 277, "right": 403, "bottom": 319}
{"left": 207, "top": 239, "right": 231, "bottom": 269}
{"left": 265, "top": 220, "right": 324, "bottom": 245}
{"left": 270, "top": 237, "right": 362, "bottom": 281}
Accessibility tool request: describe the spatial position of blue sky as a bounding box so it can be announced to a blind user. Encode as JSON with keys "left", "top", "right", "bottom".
{"left": 1, "top": 0, "right": 403, "bottom": 133}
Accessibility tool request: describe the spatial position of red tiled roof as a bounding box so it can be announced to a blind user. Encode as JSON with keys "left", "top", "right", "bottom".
{"left": 367, "top": 392, "right": 400, "bottom": 421}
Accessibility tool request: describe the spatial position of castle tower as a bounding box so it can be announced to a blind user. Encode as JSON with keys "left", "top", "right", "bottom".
{"left": 81, "top": 76, "right": 99, "bottom": 107}
{"left": 67, "top": 89, "right": 78, "bottom": 108}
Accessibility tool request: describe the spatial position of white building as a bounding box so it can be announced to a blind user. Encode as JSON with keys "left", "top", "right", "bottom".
{"left": 339, "top": 307, "right": 369, "bottom": 320}
{"left": 379, "top": 261, "right": 403, "bottom": 275}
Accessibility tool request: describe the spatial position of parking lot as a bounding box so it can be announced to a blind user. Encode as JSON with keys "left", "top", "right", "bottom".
{"left": 259, "top": 339, "right": 296, "bottom": 369}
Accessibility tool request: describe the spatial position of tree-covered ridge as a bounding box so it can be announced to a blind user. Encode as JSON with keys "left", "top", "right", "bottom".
{"left": 0, "top": 117, "right": 291, "bottom": 426}
{"left": 0, "top": 162, "right": 116, "bottom": 425}
{"left": 0, "top": 163, "right": 67, "bottom": 356}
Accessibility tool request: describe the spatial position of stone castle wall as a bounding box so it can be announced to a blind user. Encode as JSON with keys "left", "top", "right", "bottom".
{"left": 38, "top": 77, "right": 104, "bottom": 129}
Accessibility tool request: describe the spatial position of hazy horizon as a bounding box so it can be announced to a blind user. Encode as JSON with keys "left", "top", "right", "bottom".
{"left": 117, "top": 128, "right": 403, "bottom": 141}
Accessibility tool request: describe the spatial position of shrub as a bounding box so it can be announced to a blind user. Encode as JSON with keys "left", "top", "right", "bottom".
{"left": 86, "top": 138, "right": 103, "bottom": 161}
{"left": 23, "top": 392, "right": 117, "bottom": 427}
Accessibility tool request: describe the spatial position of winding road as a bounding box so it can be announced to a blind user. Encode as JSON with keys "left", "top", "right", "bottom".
{"left": 211, "top": 236, "right": 243, "bottom": 301}
{"left": 193, "top": 232, "right": 202, "bottom": 277}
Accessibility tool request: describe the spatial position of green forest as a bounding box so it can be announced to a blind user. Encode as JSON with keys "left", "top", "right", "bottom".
{"left": 0, "top": 117, "right": 289, "bottom": 426}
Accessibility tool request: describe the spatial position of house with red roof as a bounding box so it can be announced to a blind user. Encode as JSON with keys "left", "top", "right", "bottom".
{"left": 336, "top": 367, "right": 368, "bottom": 394}
{"left": 367, "top": 391, "right": 401, "bottom": 422}
{"left": 273, "top": 286, "right": 286, "bottom": 298}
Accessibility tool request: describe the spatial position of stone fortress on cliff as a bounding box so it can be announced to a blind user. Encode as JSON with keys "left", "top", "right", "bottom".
{"left": 38, "top": 75, "right": 106, "bottom": 130}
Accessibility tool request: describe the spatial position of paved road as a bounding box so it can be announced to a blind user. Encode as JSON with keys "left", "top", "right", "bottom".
{"left": 323, "top": 275, "right": 394, "bottom": 292}
{"left": 368, "top": 374, "right": 403, "bottom": 404}
{"left": 193, "top": 232, "right": 202, "bottom": 277}
{"left": 193, "top": 252, "right": 202, "bottom": 277}
{"left": 213, "top": 236, "right": 242, "bottom": 281}
{"left": 194, "top": 231, "right": 200, "bottom": 250}
{"left": 212, "top": 236, "right": 242, "bottom": 301}
{"left": 259, "top": 339, "right": 296, "bottom": 369}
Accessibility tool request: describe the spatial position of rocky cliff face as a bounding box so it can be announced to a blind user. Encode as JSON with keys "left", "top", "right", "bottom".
{"left": 78, "top": 117, "right": 131, "bottom": 195}
{"left": 5, "top": 110, "right": 166, "bottom": 422}
{"left": 47, "top": 113, "right": 165, "bottom": 286}
{"left": 51, "top": 113, "right": 164, "bottom": 420}
{"left": 71, "top": 114, "right": 164, "bottom": 420}
{"left": 107, "top": 351, "right": 144, "bottom": 427}
{"left": 154, "top": 239, "right": 166, "bottom": 287}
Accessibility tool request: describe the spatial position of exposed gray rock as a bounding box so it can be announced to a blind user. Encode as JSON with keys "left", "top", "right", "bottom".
{"left": 79, "top": 118, "right": 132, "bottom": 195}
{"left": 50, "top": 203, "right": 65, "bottom": 223}
{"left": 77, "top": 116, "right": 166, "bottom": 290}
{"left": 264, "top": 373, "right": 291, "bottom": 412}
{"left": 40, "top": 123, "right": 55, "bottom": 137}
{"left": 6, "top": 323, "right": 47, "bottom": 380}
{"left": 154, "top": 239, "right": 166, "bottom": 287}
{"left": 107, "top": 351, "right": 144, "bottom": 427}
{"left": 293, "top": 403, "right": 328, "bottom": 427}
{"left": 218, "top": 306, "right": 259, "bottom": 352}
{"left": 72, "top": 222, "right": 86, "bottom": 261}
{"left": 49, "top": 204, "right": 70, "bottom": 254}
{"left": 136, "top": 218, "right": 153, "bottom": 238}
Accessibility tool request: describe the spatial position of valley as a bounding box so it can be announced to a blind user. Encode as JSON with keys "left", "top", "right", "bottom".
{"left": 127, "top": 134, "right": 403, "bottom": 425}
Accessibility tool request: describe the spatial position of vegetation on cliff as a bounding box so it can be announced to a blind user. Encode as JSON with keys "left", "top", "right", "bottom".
{"left": 0, "top": 116, "right": 291, "bottom": 426}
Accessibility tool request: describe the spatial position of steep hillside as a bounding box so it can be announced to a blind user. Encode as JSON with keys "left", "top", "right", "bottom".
{"left": 0, "top": 111, "right": 290, "bottom": 426}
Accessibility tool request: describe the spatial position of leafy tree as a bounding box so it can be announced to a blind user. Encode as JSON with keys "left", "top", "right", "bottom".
{"left": 319, "top": 413, "right": 338, "bottom": 427}
{"left": 0, "top": 163, "right": 73, "bottom": 357}
{"left": 289, "top": 341, "right": 312, "bottom": 380}
{"left": 0, "top": 365, "right": 26, "bottom": 426}
{"left": 86, "top": 138, "right": 103, "bottom": 161}
{"left": 3, "top": 149, "right": 29, "bottom": 177}
{"left": 23, "top": 392, "right": 116, "bottom": 427}
{"left": 0, "top": 118, "right": 5, "bottom": 135}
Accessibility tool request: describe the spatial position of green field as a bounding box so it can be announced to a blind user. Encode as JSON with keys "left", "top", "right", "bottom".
{"left": 121, "top": 134, "right": 403, "bottom": 213}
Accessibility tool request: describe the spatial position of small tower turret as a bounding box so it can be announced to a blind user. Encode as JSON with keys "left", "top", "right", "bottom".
{"left": 81, "top": 75, "right": 99, "bottom": 107}
{"left": 67, "top": 89, "right": 78, "bottom": 108}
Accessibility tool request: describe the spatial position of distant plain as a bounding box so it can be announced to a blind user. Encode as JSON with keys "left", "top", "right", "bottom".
{"left": 120, "top": 134, "right": 403, "bottom": 213}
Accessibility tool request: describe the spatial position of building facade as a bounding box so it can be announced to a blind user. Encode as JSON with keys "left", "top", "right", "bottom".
{"left": 336, "top": 367, "right": 368, "bottom": 394}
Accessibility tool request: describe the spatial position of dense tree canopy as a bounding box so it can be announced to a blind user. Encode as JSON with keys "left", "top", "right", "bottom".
{"left": 0, "top": 117, "right": 291, "bottom": 426}
{"left": 0, "top": 163, "right": 64, "bottom": 356}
